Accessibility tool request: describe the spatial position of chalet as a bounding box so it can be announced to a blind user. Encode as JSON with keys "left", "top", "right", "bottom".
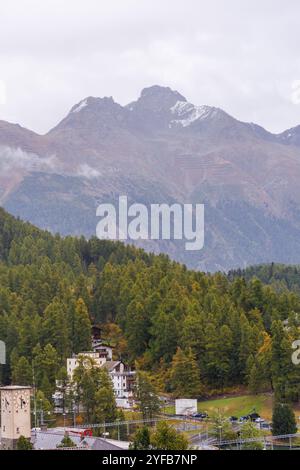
{"left": 64, "top": 352, "right": 135, "bottom": 409}
{"left": 102, "top": 360, "right": 135, "bottom": 404}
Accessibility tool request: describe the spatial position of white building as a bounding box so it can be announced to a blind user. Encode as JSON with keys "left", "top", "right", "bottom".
{"left": 102, "top": 360, "right": 135, "bottom": 407}
{"left": 92, "top": 340, "right": 113, "bottom": 360}
{"left": 65, "top": 351, "right": 135, "bottom": 409}
{"left": 67, "top": 352, "right": 107, "bottom": 381}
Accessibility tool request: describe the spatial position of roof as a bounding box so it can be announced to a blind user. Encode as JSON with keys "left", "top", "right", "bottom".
{"left": 94, "top": 344, "right": 112, "bottom": 350}
{"left": 102, "top": 360, "right": 121, "bottom": 372}
{"left": 32, "top": 430, "right": 124, "bottom": 450}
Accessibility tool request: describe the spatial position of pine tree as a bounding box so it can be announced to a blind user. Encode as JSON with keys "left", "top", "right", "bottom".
{"left": 170, "top": 347, "right": 201, "bottom": 397}
{"left": 135, "top": 371, "right": 160, "bottom": 420}
{"left": 130, "top": 426, "right": 151, "bottom": 450}
{"left": 72, "top": 356, "right": 118, "bottom": 424}
{"left": 16, "top": 436, "right": 33, "bottom": 450}
{"left": 57, "top": 433, "right": 76, "bottom": 448}
{"left": 150, "top": 421, "right": 189, "bottom": 450}
{"left": 94, "top": 368, "right": 118, "bottom": 424}
{"left": 12, "top": 356, "right": 32, "bottom": 385}
{"left": 272, "top": 402, "right": 297, "bottom": 436}
{"left": 33, "top": 343, "right": 59, "bottom": 396}
{"left": 271, "top": 320, "right": 294, "bottom": 401}
{"left": 125, "top": 299, "right": 150, "bottom": 358}
{"left": 73, "top": 298, "right": 92, "bottom": 353}
{"left": 42, "top": 299, "right": 70, "bottom": 358}
{"left": 240, "top": 421, "right": 264, "bottom": 450}
{"left": 248, "top": 362, "right": 261, "bottom": 394}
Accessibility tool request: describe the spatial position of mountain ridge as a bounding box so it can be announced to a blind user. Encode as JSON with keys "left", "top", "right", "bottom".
{"left": 1, "top": 85, "right": 300, "bottom": 271}
{"left": 1, "top": 85, "right": 299, "bottom": 144}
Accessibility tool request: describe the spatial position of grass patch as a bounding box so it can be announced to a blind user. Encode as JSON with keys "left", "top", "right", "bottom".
{"left": 197, "top": 394, "right": 273, "bottom": 419}
{"left": 164, "top": 393, "right": 274, "bottom": 420}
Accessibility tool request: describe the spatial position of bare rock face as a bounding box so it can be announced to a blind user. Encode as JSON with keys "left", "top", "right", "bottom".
{"left": 1, "top": 85, "right": 300, "bottom": 271}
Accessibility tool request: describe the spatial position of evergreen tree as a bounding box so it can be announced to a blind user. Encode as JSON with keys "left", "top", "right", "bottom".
{"left": 42, "top": 299, "right": 70, "bottom": 358}
{"left": 16, "top": 436, "right": 33, "bottom": 450}
{"left": 11, "top": 356, "right": 32, "bottom": 385}
{"left": 73, "top": 298, "right": 92, "bottom": 353}
{"left": 240, "top": 421, "right": 264, "bottom": 450}
{"left": 211, "top": 411, "right": 238, "bottom": 442}
{"left": 32, "top": 343, "right": 60, "bottom": 398}
{"left": 150, "top": 421, "right": 189, "bottom": 450}
{"left": 73, "top": 356, "right": 118, "bottom": 424}
{"left": 130, "top": 426, "right": 151, "bottom": 450}
{"left": 57, "top": 433, "right": 76, "bottom": 448}
{"left": 271, "top": 320, "right": 294, "bottom": 401}
{"left": 94, "top": 368, "right": 118, "bottom": 424}
{"left": 248, "top": 362, "right": 261, "bottom": 394}
{"left": 125, "top": 299, "right": 150, "bottom": 358}
{"left": 135, "top": 371, "right": 160, "bottom": 420}
{"left": 170, "top": 347, "right": 201, "bottom": 397}
{"left": 272, "top": 402, "right": 297, "bottom": 436}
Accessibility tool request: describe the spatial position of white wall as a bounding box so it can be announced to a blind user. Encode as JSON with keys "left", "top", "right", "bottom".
{"left": 175, "top": 399, "right": 197, "bottom": 415}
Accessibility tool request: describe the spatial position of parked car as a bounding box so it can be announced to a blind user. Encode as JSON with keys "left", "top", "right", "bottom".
{"left": 255, "top": 417, "right": 265, "bottom": 423}
{"left": 192, "top": 412, "right": 208, "bottom": 419}
{"left": 239, "top": 416, "right": 250, "bottom": 422}
{"left": 229, "top": 416, "right": 239, "bottom": 422}
{"left": 248, "top": 413, "right": 260, "bottom": 422}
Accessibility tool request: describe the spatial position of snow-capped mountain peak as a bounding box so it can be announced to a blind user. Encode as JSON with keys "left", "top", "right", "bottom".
{"left": 170, "top": 100, "right": 214, "bottom": 127}
{"left": 72, "top": 99, "right": 88, "bottom": 113}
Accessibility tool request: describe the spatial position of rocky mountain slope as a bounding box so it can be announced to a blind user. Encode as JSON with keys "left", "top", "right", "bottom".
{"left": 1, "top": 85, "right": 300, "bottom": 271}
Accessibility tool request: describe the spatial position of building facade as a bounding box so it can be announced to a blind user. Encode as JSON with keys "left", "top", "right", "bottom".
{"left": 0, "top": 386, "right": 31, "bottom": 450}
{"left": 67, "top": 351, "right": 107, "bottom": 381}
{"left": 65, "top": 350, "right": 135, "bottom": 408}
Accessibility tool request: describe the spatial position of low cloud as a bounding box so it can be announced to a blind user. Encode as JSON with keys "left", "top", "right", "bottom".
{"left": 0, "top": 146, "right": 102, "bottom": 180}
{"left": 0, "top": 146, "right": 58, "bottom": 174}
{"left": 76, "top": 163, "right": 101, "bottom": 179}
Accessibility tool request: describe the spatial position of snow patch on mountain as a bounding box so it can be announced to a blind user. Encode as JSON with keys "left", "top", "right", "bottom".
{"left": 72, "top": 99, "right": 88, "bottom": 113}
{"left": 170, "top": 101, "right": 213, "bottom": 127}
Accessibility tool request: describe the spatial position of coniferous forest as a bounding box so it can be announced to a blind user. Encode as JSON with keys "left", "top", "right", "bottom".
{"left": 0, "top": 207, "right": 300, "bottom": 404}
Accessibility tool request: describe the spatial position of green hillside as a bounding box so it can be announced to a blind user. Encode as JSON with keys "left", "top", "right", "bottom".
{"left": 0, "top": 207, "right": 300, "bottom": 405}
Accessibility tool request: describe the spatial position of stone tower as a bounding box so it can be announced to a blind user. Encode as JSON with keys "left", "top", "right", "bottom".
{"left": 0, "top": 386, "right": 31, "bottom": 450}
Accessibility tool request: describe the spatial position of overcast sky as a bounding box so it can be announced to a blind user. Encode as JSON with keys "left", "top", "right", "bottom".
{"left": 0, "top": 0, "right": 300, "bottom": 134}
